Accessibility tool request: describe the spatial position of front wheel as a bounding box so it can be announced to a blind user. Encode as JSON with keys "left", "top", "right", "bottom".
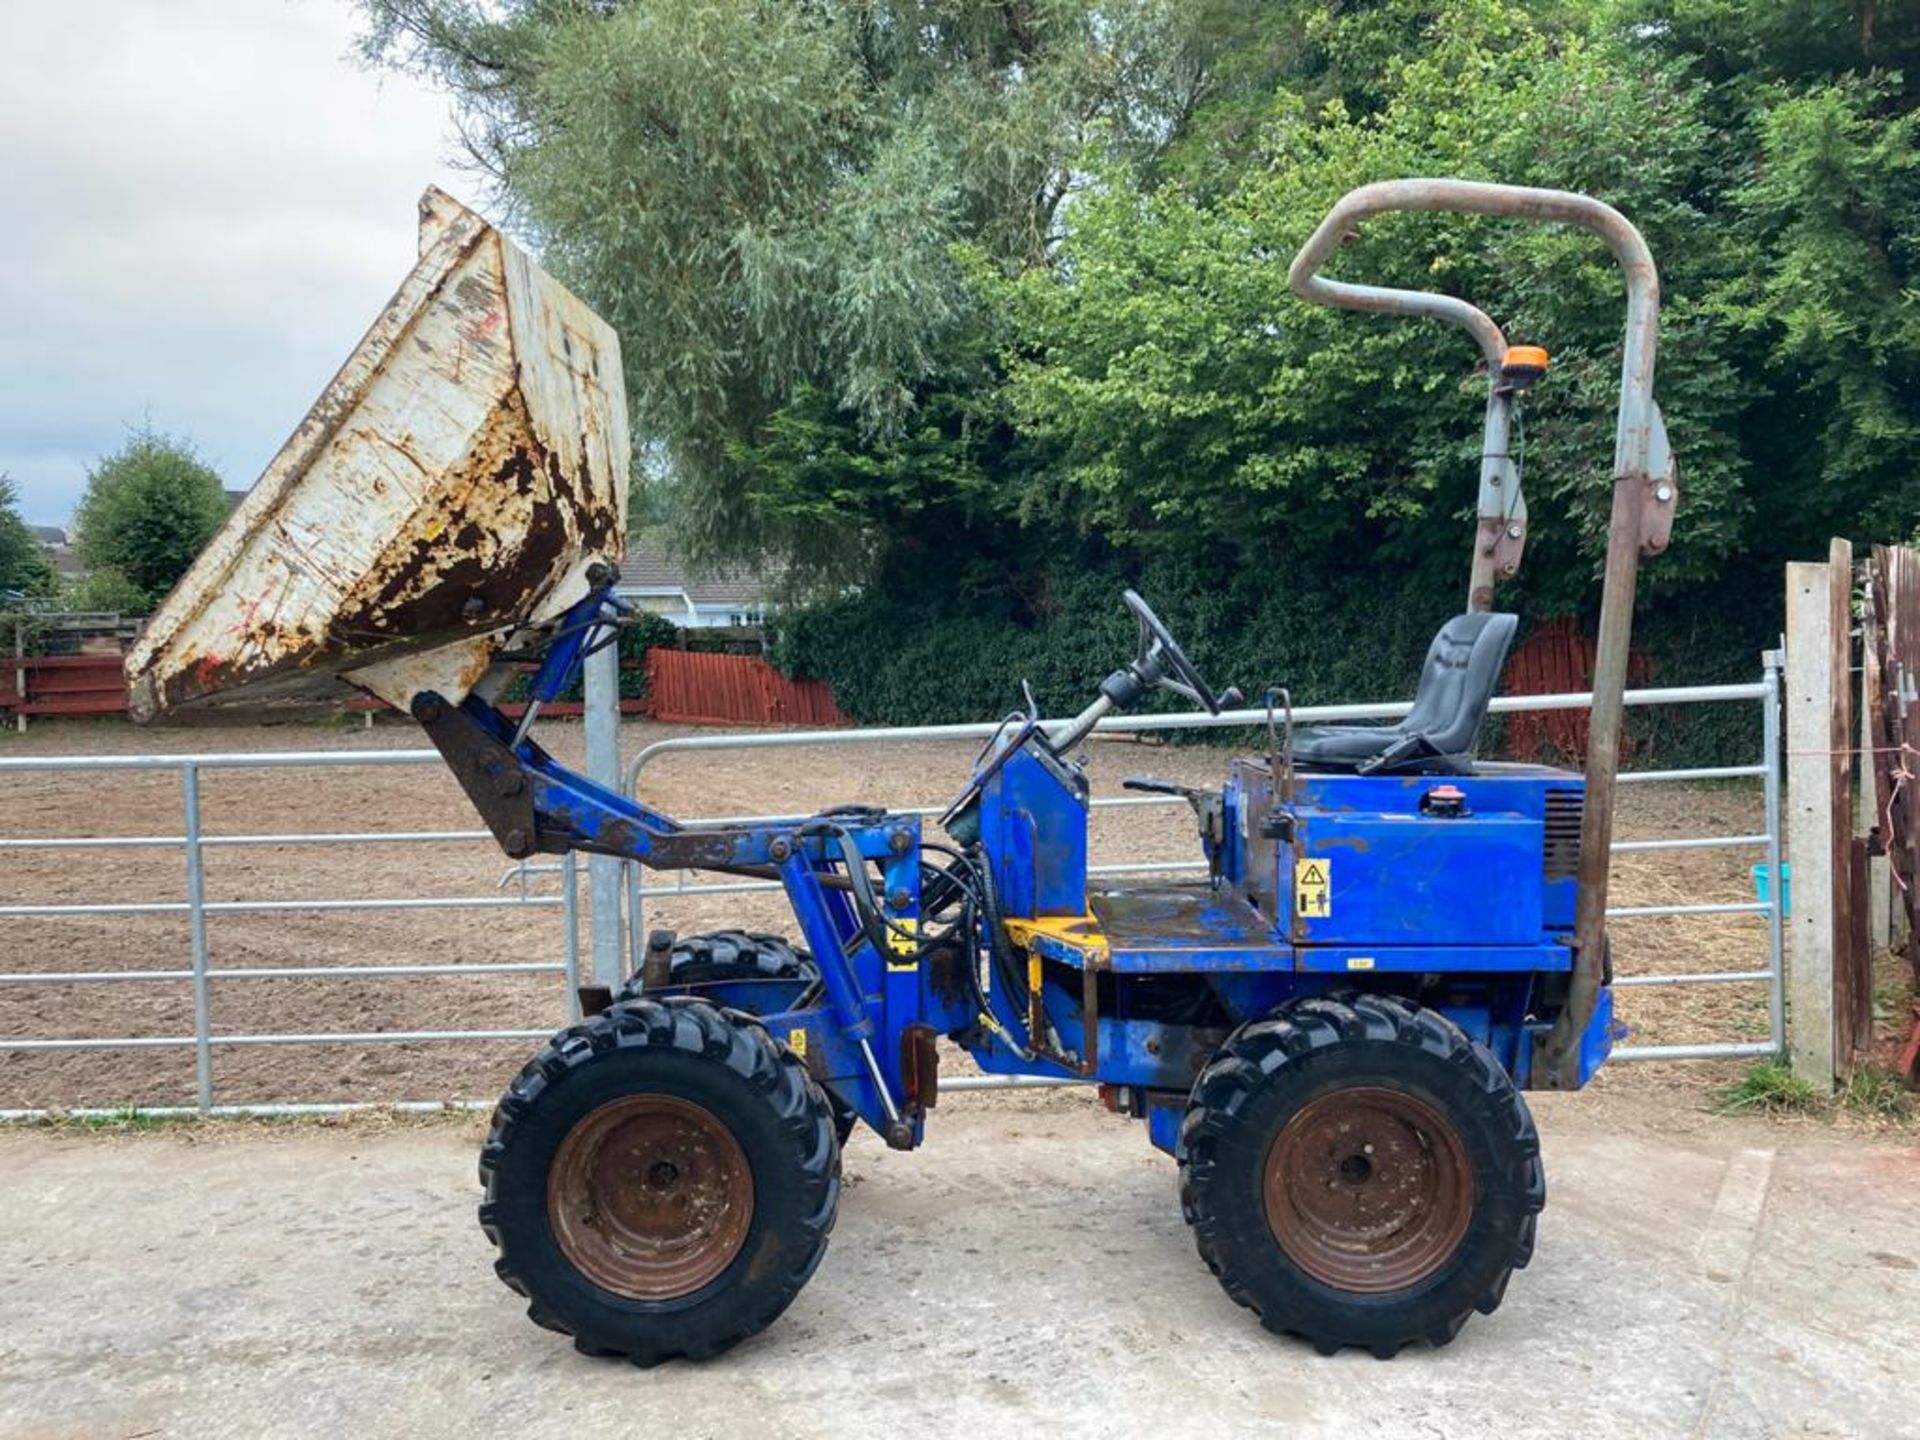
{"left": 479, "top": 996, "right": 840, "bottom": 1365}
{"left": 614, "top": 930, "right": 858, "bottom": 1146}
{"left": 1178, "top": 993, "right": 1543, "bottom": 1357}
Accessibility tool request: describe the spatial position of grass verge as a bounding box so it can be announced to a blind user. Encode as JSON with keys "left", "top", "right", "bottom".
{"left": 1712, "top": 1059, "right": 1914, "bottom": 1122}
{"left": 1712, "top": 1061, "right": 1825, "bottom": 1115}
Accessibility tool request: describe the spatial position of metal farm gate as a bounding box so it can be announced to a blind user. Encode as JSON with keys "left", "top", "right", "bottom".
{"left": 622, "top": 667, "right": 1787, "bottom": 1067}
{"left": 0, "top": 665, "right": 1785, "bottom": 1118}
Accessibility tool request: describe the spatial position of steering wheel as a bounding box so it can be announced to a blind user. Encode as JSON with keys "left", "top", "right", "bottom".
{"left": 1123, "top": 590, "right": 1234, "bottom": 715}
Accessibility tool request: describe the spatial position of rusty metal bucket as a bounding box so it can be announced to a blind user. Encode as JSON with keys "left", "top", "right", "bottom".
{"left": 126, "top": 188, "right": 629, "bottom": 721}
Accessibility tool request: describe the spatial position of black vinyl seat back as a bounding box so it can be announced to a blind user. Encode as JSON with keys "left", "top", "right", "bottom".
{"left": 1290, "top": 612, "right": 1519, "bottom": 775}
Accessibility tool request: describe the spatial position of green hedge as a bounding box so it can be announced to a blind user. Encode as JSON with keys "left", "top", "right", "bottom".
{"left": 770, "top": 551, "right": 1459, "bottom": 727}
{"left": 768, "top": 548, "right": 1778, "bottom": 767}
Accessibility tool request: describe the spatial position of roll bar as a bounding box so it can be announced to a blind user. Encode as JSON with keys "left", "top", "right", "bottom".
{"left": 1288, "top": 179, "right": 1678, "bottom": 1088}
{"left": 1289, "top": 178, "right": 1661, "bottom": 473}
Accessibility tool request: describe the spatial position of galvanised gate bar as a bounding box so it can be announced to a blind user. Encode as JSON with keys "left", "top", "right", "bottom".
{"left": 0, "top": 662, "right": 1782, "bottom": 1120}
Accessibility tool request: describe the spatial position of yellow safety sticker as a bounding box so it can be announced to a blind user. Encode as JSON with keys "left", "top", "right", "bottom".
{"left": 886, "top": 917, "right": 920, "bottom": 971}
{"left": 1295, "top": 857, "right": 1332, "bottom": 919}
{"left": 788, "top": 1028, "right": 808, "bottom": 1059}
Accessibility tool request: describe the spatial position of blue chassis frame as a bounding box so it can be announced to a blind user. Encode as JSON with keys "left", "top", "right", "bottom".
{"left": 439, "top": 585, "right": 1617, "bottom": 1156}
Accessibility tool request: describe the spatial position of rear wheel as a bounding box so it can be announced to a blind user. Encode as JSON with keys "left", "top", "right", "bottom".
{"left": 480, "top": 996, "right": 840, "bottom": 1365}
{"left": 1178, "top": 993, "right": 1543, "bottom": 1357}
{"left": 614, "top": 930, "right": 815, "bottom": 995}
{"left": 617, "top": 930, "right": 858, "bottom": 1145}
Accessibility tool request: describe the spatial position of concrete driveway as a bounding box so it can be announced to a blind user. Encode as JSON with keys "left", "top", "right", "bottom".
{"left": 0, "top": 1090, "right": 1914, "bottom": 1440}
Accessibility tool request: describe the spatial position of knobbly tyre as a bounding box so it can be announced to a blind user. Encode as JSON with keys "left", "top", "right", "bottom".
{"left": 129, "top": 180, "right": 1677, "bottom": 1362}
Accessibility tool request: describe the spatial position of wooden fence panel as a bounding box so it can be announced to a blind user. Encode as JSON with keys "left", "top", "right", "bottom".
{"left": 1866, "top": 544, "right": 1920, "bottom": 1083}
{"left": 644, "top": 649, "right": 847, "bottom": 728}
{"left": 1499, "top": 616, "right": 1648, "bottom": 762}
{"left": 0, "top": 649, "right": 847, "bottom": 729}
{"left": 0, "top": 655, "right": 129, "bottom": 718}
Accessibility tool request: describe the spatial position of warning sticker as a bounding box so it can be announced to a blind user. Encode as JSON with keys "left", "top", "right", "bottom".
{"left": 1294, "top": 857, "right": 1332, "bottom": 919}
{"left": 886, "top": 916, "right": 920, "bottom": 971}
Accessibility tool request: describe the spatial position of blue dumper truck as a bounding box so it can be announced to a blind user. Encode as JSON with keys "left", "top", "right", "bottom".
{"left": 129, "top": 179, "right": 1677, "bottom": 1361}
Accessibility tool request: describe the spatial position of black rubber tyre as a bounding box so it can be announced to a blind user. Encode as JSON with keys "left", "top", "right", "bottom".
{"left": 616, "top": 931, "right": 858, "bottom": 1146}
{"left": 479, "top": 996, "right": 840, "bottom": 1365}
{"left": 614, "top": 930, "right": 814, "bottom": 997}
{"left": 1178, "top": 993, "right": 1544, "bottom": 1358}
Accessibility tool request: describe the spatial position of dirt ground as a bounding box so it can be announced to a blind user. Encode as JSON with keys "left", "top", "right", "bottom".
{"left": 1, "top": 1089, "right": 1916, "bottom": 1440}
{"left": 0, "top": 715, "right": 1777, "bottom": 1110}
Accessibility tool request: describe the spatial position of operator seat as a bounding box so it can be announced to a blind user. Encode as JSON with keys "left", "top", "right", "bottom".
{"left": 1291, "top": 612, "right": 1518, "bottom": 775}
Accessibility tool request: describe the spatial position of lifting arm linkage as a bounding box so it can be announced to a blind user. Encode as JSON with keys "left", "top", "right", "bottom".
{"left": 413, "top": 689, "right": 688, "bottom": 863}
{"left": 416, "top": 683, "right": 919, "bottom": 1138}
{"left": 1288, "top": 178, "right": 1673, "bottom": 1087}
{"left": 415, "top": 688, "right": 914, "bottom": 885}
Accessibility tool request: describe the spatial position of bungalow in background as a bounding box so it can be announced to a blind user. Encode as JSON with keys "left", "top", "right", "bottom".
{"left": 616, "top": 526, "right": 772, "bottom": 630}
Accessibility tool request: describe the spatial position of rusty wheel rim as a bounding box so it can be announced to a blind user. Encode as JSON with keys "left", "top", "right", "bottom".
{"left": 1263, "top": 1085, "right": 1474, "bottom": 1294}
{"left": 547, "top": 1095, "right": 753, "bottom": 1301}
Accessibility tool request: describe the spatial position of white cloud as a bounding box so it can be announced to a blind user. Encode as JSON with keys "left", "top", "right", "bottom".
{"left": 0, "top": 0, "right": 474, "bottom": 524}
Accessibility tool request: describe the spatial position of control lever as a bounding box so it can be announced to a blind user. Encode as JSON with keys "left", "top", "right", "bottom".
{"left": 1122, "top": 777, "right": 1212, "bottom": 803}
{"left": 1161, "top": 681, "right": 1247, "bottom": 712}
{"left": 1355, "top": 732, "right": 1431, "bottom": 776}
{"left": 1123, "top": 778, "right": 1227, "bottom": 885}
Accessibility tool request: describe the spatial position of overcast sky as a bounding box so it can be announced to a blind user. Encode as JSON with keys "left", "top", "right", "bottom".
{"left": 0, "top": 0, "right": 470, "bottom": 526}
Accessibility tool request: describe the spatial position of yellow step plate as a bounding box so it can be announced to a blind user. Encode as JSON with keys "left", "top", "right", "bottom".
{"left": 1001, "top": 913, "right": 1111, "bottom": 966}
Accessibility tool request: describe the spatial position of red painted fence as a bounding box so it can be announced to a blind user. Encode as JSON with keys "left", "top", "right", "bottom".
{"left": 645, "top": 648, "right": 847, "bottom": 728}
{"left": 1500, "top": 616, "right": 1648, "bottom": 762}
{"left": 5, "top": 628, "right": 1633, "bottom": 746}
{"left": 0, "top": 654, "right": 129, "bottom": 718}
{"left": 0, "top": 647, "right": 850, "bottom": 730}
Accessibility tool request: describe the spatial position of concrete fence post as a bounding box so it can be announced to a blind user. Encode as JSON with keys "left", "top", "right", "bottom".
{"left": 1784, "top": 560, "right": 1838, "bottom": 1087}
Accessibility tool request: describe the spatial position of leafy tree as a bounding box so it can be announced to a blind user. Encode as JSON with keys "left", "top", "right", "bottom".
{"left": 71, "top": 429, "right": 227, "bottom": 610}
{"left": 1706, "top": 79, "right": 1920, "bottom": 546}
{"left": 367, "top": 0, "right": 1920, "bottom": 747}
{"left": 1630, "top": 1, "right": 1920, "bottom": 550}
{"left": 990, "top": 0, "right": 1920, "bottom": 606}
{"left": 993, "top": 2, "right": 1751, "bottom": 610}
{"left": 356, "top": 0, "right": 1240, "bottom": 582}
{"left": 1633, "top": 0, "right": 1920, "bottom": 96}
{"left": 64, "top": 567, "right": 155, "bottom": 616}
{"left": 0, "top": 474, "right": 55, "bottom": 599}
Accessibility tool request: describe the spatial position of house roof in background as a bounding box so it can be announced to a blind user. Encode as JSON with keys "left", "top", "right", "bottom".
{"left": 42, "top": 543, "right": 85, "bottom": 580}
{"left": 30, "top": 525, "right": 84, "bottom": 579}
{"left": 620, "top": 526, "right": 771, "bottom": 608}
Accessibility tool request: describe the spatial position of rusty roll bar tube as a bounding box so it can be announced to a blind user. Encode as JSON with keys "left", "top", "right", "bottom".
{"left": 1295, "top": 191, "right": 1528, "bottom": 611}
{"left": 1288, "top": 178, "right": 1663, "bottom": 1087}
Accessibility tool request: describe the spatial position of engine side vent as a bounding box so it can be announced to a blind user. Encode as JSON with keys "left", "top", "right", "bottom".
{"left": 1544, "top": 788, "right": 1583, "bottom": 880}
